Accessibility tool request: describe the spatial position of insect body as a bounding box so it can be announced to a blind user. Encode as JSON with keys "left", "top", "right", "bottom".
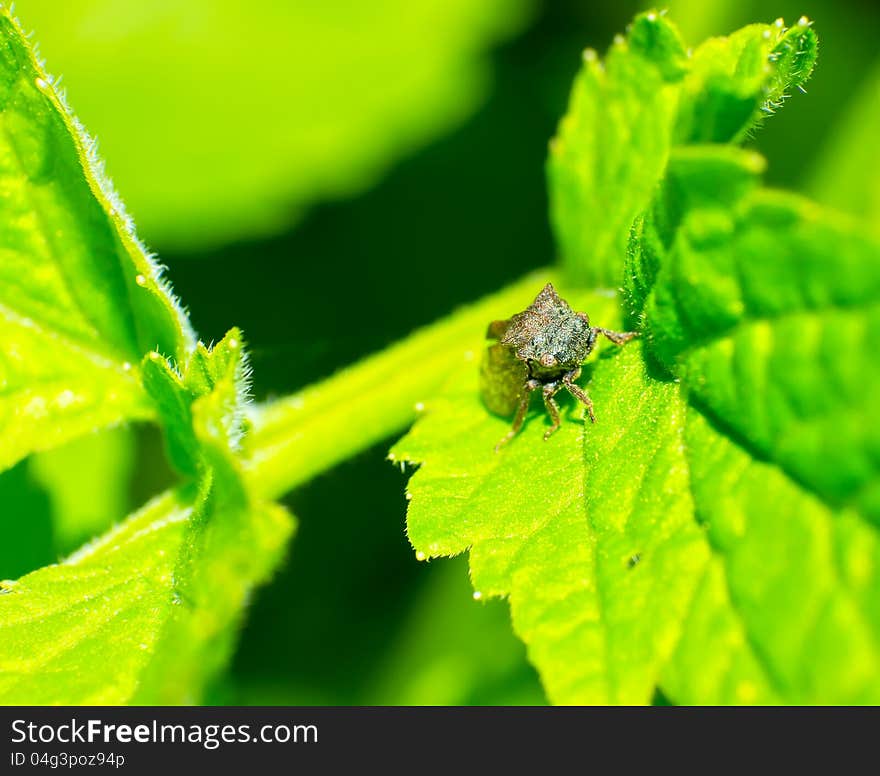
{"left": 480, "top": 282, "right": 637, "bottom": 451}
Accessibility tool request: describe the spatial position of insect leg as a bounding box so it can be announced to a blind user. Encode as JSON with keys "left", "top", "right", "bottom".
{"left": 562, "top": 368, "right": 596, "bottom": 423}
{"left": 594, "top": 327, "right": 638, "bottom": 345}
{"left": 542, "top": 382, "right": 563, "bottom": 440}
{"left": 495, "top": 378, "right": 541, "bottom": 452}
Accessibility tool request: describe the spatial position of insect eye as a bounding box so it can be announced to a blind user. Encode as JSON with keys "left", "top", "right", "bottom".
{"left": 540, "top": 354, "right": 557, "bottom": 367}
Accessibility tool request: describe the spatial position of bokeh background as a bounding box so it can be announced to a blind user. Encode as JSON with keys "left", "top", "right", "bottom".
{"left": 2, "top": 0, "right": 879, "bottom": 704}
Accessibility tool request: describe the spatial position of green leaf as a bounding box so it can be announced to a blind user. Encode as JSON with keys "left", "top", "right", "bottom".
{"left": 548, "top": 12, "right": 816, "bottom": 286}
{"left": 663, "top": 409, "right": 880, "bottom": 704}
{"left": 634, "top": 146, "right": 880, "bottom": 522}
{"left": 547, "top": 13, "right": 687, "bottom": 288}
{"left": 0, "top": 333, "right": 294, "bottom": 704}
{"left": 13, "top": 0, "right": 532, "bottom": 249}
{"left": 630, "top": 158, "right": 880, "bottom": 701}
{"left": 0, "top": 9, "right": 193, "bottom": 473}
{"left": 0, "top": 492, "right": 189, "bottom": 704}
{"left": 131, "top": 491, "right": 293, "bottom": 704}
{"left": 0, "top": 488, "right": 293, "bottom": 704}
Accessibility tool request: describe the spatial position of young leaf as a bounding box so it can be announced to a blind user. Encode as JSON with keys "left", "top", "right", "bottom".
{"left": 0, "top": 9, "right": 193, "bottom": 473}
{"left": 142, "top": 328, "right": 248, "bottom": 478}
{"left": 548, "top": 12, "right": 816, "bottom": 287}
{"left": 547, "top": 13, "right": 687, "bottom": 288}
{"left": 674, "top": 19, "right": 818, "bottom": 144}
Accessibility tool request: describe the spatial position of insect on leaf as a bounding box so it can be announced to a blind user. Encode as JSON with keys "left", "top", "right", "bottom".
{"left": 396, "top": 14, "right": 880, "bottom": 704}
{"left": 394, "top": 290, "right": 712, "bottom": 703}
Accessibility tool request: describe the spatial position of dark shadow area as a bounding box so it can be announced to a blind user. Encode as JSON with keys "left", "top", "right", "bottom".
{"left": 0, "top": 463, "right": 53, "bottom": 580}
{"left": 229, "top": 437, "right": 426, "bottom": 703}
{"left": 165, "top": 0, "right": 643, "bottom": 400}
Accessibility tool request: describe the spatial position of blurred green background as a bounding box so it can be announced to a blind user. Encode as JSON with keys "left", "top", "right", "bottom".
{"left": 2, "top": 0, "right": 879, "bottom": 704}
